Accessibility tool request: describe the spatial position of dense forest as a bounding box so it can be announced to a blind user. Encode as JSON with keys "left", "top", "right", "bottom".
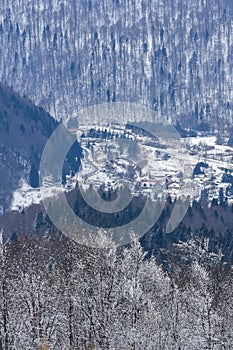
{"left": 2, "top": 189, "right": 233, "bottom": 267}
{"left": 0, "top": 0, "right": 232, "bottom": 131}
{"left": 0, "top": 232, "right": 233, "bottom": 350}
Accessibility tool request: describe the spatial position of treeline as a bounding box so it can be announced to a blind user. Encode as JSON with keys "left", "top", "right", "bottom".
{"left": 3, "top": 188, "right": 233, "bottom": 266}
{"left": 0, "top": 233, "right": 233, "bottom": 349}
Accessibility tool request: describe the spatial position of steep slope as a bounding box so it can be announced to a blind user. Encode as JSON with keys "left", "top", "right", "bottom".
{"left": 0, "top": 82, "right": 82, "bottom": 212}
{"left": 0, "top": 1, "right": 232, "bottom": 131}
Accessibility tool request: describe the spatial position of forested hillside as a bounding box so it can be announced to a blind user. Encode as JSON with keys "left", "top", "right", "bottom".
{"left": 1, "top": 1, "right": 233, "bottom": 348}
{"left": 0, "top": 83, "right": 82, "bottom": 213}
{"left": 0, "top": 0, "right": 232, "bottom": 130}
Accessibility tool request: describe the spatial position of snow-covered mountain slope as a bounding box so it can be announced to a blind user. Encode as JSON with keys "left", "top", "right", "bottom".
{"left": 0, "top": 82, "right": 82, "bottom": 212}
{"left": 0, "top": 0, "right": 232, "bottom": 130}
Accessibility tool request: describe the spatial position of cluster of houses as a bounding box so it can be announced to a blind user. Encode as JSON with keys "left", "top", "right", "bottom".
{"left": 63, "top": 125, "right": 233, "bottom": 206}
